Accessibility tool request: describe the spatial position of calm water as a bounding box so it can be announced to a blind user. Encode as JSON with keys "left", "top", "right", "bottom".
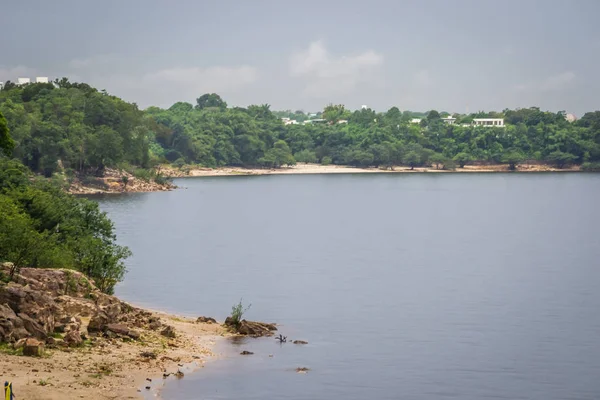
{"left": 97, "top": 173, "right": 600, "bottom": 400}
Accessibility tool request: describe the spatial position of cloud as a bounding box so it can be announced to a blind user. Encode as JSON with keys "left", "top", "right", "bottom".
{"left": 0, "top": 65, "right": 38, "bottom": 82}
{"left": 68, "top": 54, "right": 120, "bottom": 69}
{"left": 414, "top": 69, "right": 433, "bottom": 87}
{"left": 143, "top": 66, "right": 257, "bottom": 91}
{"left": 289, "top": 40, "right": 383, "bottom": 97}
{"left": 511, "top": 71, "right": 576, "bottom": 93}
{"left": 540, "top": 71, "right": 576, "bottom": 91}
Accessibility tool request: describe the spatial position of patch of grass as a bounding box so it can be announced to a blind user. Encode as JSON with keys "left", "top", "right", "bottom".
{"left": 80, "top": 380, "right": 95, "bottom": 387}
{"left": 0, "top": 343, "right": 23, "bottom": 356}
{"left": 49, "top": 332, "right": 63, "bottom": 339}
{"left": 38, "top": 378, "right": 50, "bottom": 386}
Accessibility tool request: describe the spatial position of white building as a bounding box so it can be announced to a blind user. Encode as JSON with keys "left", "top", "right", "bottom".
{"left": 338, "top": 120, "right": 348, "bottom": 124}
{"left": 35, "top": 77, "right": 49, "bottom": 83}
{"left": 565, "top": 113, "right": 577, "bottom": 123}
{"left": 0, "top": 82, "right": 3, "bottom": 90}
{"left": 473, "top": 118, "right": 504, "bottom": 127}
{"left": 281, "top": 117, "right": 298, "bottom": 125}
{"left": 17, "top": 77, "right": 31, "bottom": 85}
{"left": 361, "top": 105, "right": 368, "bottom": 110}
{"left": 442, "top": 116, "right": 457, "bottom": 124}
{"left": 410, "top": 118, "right": 422, "bottom": 124}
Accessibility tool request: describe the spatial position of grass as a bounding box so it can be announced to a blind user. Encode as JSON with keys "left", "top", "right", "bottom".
{"left": 38, "top": 378, "right": 50, "bottom": 386}
{"left": 0, "top": 343, "right": 22, "bottom": 356}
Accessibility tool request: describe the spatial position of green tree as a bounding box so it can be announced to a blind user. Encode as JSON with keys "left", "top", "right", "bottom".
{"left": 259, "top": 140, "right": 295, "bottom": 168}
{"left": 0, "top": 111, "right": 15, "bottom": 156}
{"left": 502, "top": 150, "right": 524, "bottom": 170}
{"left": 430, "top": 153, "right": 446, "bottom": 169}
{"left": 545, "top": 151, "right": 577, "bottom": 168}
{"left": 195, "top": 93, "right": 227, "bottom": 110}
{"left": 453, "top": 152, "right": 472, "bottom": 168}
{"left": 403, "top": 151, "right": 420, "bottom": 170}
{"left": 294, "top": 149, "right": 318, "bottom": 163}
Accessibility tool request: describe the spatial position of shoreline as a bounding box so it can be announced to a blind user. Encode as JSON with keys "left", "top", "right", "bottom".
{"left": 0, "top": 265, "right": 229, "bottom": 400}
{"left": 163, "top": 162, "right": 582, "bottom": 179}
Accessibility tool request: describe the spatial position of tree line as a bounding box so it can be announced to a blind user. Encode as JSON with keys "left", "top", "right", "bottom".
{"left": 2, "top": 80, "right": 600, "bottom": 175}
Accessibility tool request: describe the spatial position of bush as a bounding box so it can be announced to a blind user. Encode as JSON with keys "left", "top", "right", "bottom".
{"left": 172, "top": 158, "right": 186, "bottom": 169}
{"left": 321, "top": 156, "right": 332, "bottom": 166}
{"left": 132, "top": 168, "right": 152, "bottom": 182}
{"left": 230, "top": 299, "right": 251, "bottom": 326}
{"left": 581, "top": 162, "right": 600, "bottom": 171}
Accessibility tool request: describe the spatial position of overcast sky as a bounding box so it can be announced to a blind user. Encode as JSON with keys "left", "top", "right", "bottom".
{"left": 1, "top": 0, "right": 598, "bottom": 115}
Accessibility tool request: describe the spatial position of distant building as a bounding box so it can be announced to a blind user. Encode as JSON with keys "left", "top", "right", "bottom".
{"left": 473, "top": 118, "right": 504, "bottom": 127}
{"left": 0, "top": 82, "right": 3, "bottom": 90}
{"left": 361, "top": 105, "right": 368, "bottom": 110}
{"left": 410, "top": 118, "right": 422, "bottom": 124}
{"left": 17, "top": 77, "right": 31, "bottom": 85}
{"left": 281, "top": 117, "right": 298, "bottom": 125}
{"left": 565, "top": 113, "right": 577, "bottom": 123}
{"left": 303, "top": 119, "right": 327, "bottom": 125}
{"left": 442, "top": 116, "right": 457, "bottom": 125}
{"left": 35, "top": 77, "right": 49, "bottom": 83}
{"left": 337, "top": 120, "right": 348, "bottom": 124}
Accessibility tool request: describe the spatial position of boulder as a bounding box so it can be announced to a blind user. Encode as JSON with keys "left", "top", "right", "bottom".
{"left": 224, "top": 318, "right": 277, "bottom": 337}
{"left": 240, "top": 350, "right": 254, "bottom": 355}
{"left": 18, "top": 313, "right": 47, "bottom": 341}
{"left": 293, "top": 340, "right": 308, "bottom": 345}
{"left": 64, "top": 330, "right": 83, "bottom": 347}
{"left": 160, "top": 325, "right": 176, "bottom": 338}
{"left": 23, "top": 338, "right": 45, "bottom": 357}
{"left": 13, "top": 338, "right": 27, "bottom": 349}
{"left": 148, "top": 321, "right": 162, "bottom": 330}
{"left": 0, "top": 303, "right": 27, "bottom": 342}
{"left": 88, "top": 312, "right": 109, "bottom": 332}
{"left": 107, "top": 323, "right": 129, "bottom": 336}
{"left": 196, "top": 316, "right": 217, "bottom": 324}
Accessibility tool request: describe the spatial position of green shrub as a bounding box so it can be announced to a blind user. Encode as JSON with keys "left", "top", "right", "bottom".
{"left": 321, "top": 156, "right": 332, "bottom": 166}
{"left": 581, "top": 162, "right": 600, "bottom": 172}
{"left": 230, "top": 299, "right": 251, "bottom": 326}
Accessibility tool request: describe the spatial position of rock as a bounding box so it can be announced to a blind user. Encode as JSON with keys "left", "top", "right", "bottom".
{"left": 223, "top": 318, "right": 277, "bottom": 337}
{"left": 148, "top": 321, "right": 162, "bottom": 330}
{"left": 160, "top": 325, "right": 176, "bottom": 338}
{"left": 140, "top": 351, "right": 157, "bottom": 359}
{"left": 293, "top": 340, "right": 308, "bottom": 345}
{"left": 175, "top": 370, "right": 184, "bottom": 379}
{"left": 127, "top": 329, "right": 141, "bottom": 340}
{"left": 64, "top": 330, "right": 83, "bottom": 347}
{"left": 196, "top": 316, "right": 217, "bottom": 324}
{"left": 88, "top": 312, "right": 109, "bottom": 332}
{"left": 106, "top": 323, "right": 129, "bottom": 336}
{"left": 23, "top": 338, "right": 45, "bottom": 357}
{"left": 240, "top": 350, "right": 254, "bottom": 355}
{"left": 18, "top": 313, "right": 47, "bottom": 340}
{"left": 13, "top": 338, "right": 27, "bottom": 349}
{"left": 146, "top": 378, "right": 152, "bottom": 382}
{"left": 296, "top": 367, "right": 310, "bottom": 373}
{"left": 145, "top": 386, "right": 151, "bottom": 390}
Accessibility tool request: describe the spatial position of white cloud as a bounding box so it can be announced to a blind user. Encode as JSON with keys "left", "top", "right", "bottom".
{"left": 289, "top": 40, "right": 383, "bottom": 97}
{"left": 68, "top": 54, "right": 120, "bottom": 69}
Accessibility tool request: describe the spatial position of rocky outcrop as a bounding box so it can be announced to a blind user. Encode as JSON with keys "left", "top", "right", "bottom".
{"left": 23, "top": 338, "right": 45, "bottom": 357}
{"left": 0, "top": 263, "right": 154, "bottom": 347}
{"left": 223, "top": 317, "right": 277, "bottom": 337}
{"left": 196, "top": 316, "right": 217, "bottom": 324}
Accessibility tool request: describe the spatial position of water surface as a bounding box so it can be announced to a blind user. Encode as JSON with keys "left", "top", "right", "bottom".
{"left": 97, "top": 173, "right": 600, "bottom": 400}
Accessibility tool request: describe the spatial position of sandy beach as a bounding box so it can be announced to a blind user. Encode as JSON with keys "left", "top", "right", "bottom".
{"left": 0, "top": 313, "right": 226, "bottom": 400}
{"left": 163, "top": 162, "right": 580, "bottom": 178}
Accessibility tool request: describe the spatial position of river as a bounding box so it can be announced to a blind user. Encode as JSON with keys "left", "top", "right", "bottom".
{"left": 97, "top": 173, "right": 600, "bottom": 400}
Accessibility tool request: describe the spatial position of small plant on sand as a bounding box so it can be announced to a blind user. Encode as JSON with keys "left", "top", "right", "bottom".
{"left": 38, "top": 378, "right": 50, "bottom": 386}
{"left": 230, "top": 299, "right": 251, "bottom": 326}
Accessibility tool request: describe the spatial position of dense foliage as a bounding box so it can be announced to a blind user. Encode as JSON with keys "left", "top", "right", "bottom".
{"left": 2, "top": 80, "right": 600, "bottom": 172}
{"left": 0, "top": 155, "right": 130, "bottom": 294}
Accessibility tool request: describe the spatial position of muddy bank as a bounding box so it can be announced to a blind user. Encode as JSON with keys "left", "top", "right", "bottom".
{"left": 0, "top": 264, "right": 225, "bottom": 399}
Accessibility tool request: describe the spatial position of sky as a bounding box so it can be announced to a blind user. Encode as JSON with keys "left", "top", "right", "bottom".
{"left": 1, "top": 0, "right": 598, "bottom": 115}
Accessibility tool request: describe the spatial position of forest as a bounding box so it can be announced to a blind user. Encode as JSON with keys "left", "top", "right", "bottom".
{"left": 2, "top": 78, "right": 600, "bottom": 175}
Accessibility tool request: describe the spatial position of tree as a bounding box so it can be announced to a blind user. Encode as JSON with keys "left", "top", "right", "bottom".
{"left": 0, "top": 111, "right": 15, "bottom": 156}
{"left": 195, "top": 93, "right": 227, "bottom": 110}
{"left": 453, "top": 152, "right": 472, "bottom": 168}
{"left": 545, "top": 151, "right": 577, "bottom": 168}
{"left": 403, "top": 151, "right": 420, "bottom": 170}
{"left": 502, "top": 150, "right": 524, "bottom": 170}
{"left": 430, "top": 153, "right": 446, "bottom": 169}
{"left": 323, "top": 104, "right": 350, "bottom": 124}
{"left": 259, "top": 140, "right": 295, "bottom": 168}
{"left": 294, "top": 149, "right": 317, "bottom": 163}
